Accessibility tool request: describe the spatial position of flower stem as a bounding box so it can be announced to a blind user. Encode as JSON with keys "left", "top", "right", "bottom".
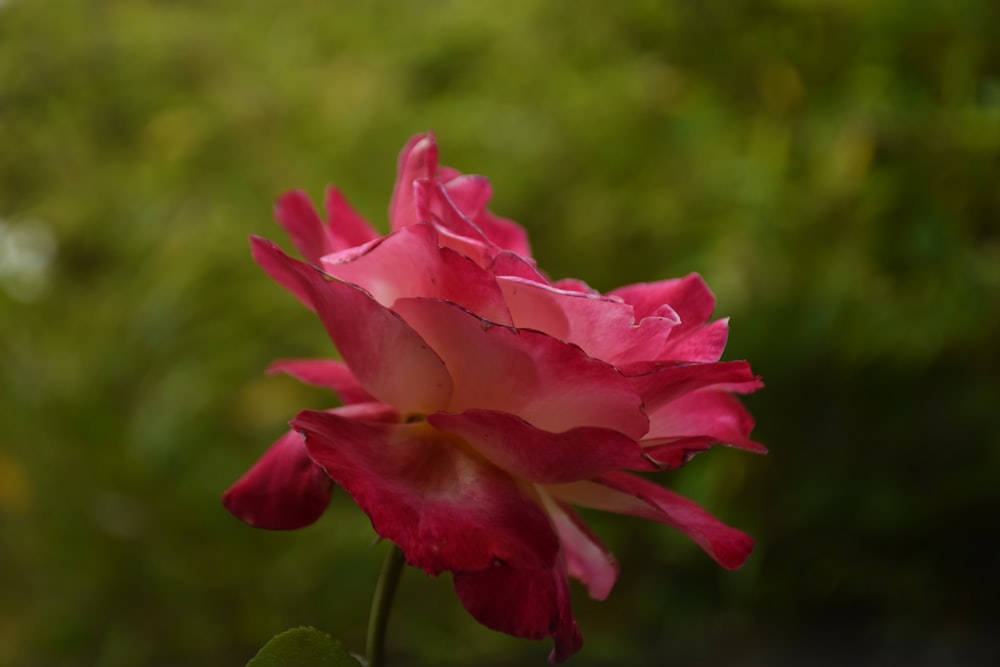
{"left": 366, "top": 542, "right": 405, "bottom": 667}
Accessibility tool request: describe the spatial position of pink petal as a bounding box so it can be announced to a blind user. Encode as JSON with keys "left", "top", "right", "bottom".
{"left": 497, "top": 276, "right": 680, "bottom": 365}
{"left": 645, "top": 388, "right": 767, "bottom": 453}
{"left": 453, "top": 563, "right": 582, "bottom": 664}
{"left": 444, "top": 174, "right": 533, "bottom": 257}
{"left": 541, "top": 495, "right": 619, "bottom": 600}
{"left": 274, "top": 189, "right": 378, "bottom": 266}
{"left": 547, "top": 471, "right": 755, "bottom": 570}
{"left": 293, "top": 410, "right": 559, "bottom": 574}
{"left": 391, "top": 297, "right": 648, "bottom": 438}
{"left": 611, "top": 274, "right": 729, "bottom": 362}
{"left": 251, "top": 237, "right": 454, "bottom": 415}
{"left": 428, "top": 409, "right": 654, "bottom": 484}
{"left": 319, "top": 222, "right": 512, "bottom": 325}
{"left": 610, "top": 273, "right": 715, "bottom": 327}
{"left": 267, "top": 358, "right": 376, "bottom": 405}
{"left": 223, "top": 429, "right": 332, "bottom": 530}
{"left": 323, "top": 186, "right": 380, "bottom": 250}
{"left": 623, "top": 360, "right": 763, "bottom": 414}
{"left": 414, "top": 178, "right": 491, "bottom": 245}
{"left": 389, "top": 133, "right": 461, "bottom": 231}
{"left": 251, "top": 234, "right": 316, "bottom": 310}
{"left": 490, "top": 250, "right": 548, "bottom": 283}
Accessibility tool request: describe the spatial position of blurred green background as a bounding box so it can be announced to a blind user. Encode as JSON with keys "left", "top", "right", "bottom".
{"left": 2, "top": 0, "right": 998, "bottom": 665}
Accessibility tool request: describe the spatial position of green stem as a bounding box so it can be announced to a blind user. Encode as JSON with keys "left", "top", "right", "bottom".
{"left": 366, "top": 543, "right": 405, "bottom": 667}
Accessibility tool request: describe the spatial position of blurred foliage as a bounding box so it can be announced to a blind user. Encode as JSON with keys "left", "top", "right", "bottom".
{"left": 1, "top": 0, "right": 998, "bottom": 665}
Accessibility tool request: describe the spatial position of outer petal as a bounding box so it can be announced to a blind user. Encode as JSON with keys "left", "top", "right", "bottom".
{"left": 293, "top": 410, "right": 559, "bottom": 575}
{"left": 252, "top": 237, "right": 454, "bottom": 414}
{"left": 391, "top": 297, "right": 648, "bottom": 438}
{"left": 223, "top": 429, "right": 332, "bottom": 530}
{"left": 267, "top": 358, "right": 376, "bottom": 405}
{"left": 428, "top": 409, "right": 653, "bottom": 484}
{"left": 319, "top": 222, "right": 513, "bottom": 325}
{"left": 453, "top": 563, "right": 582, "bottom": 664}
{"left": 274, "top": 189, "right": 378, "bottom": 266}
{"left": 539, "top": 492, "right": 619, "bottom": 601}
{"left": 547, "top": 471, "right": 754, "bottom": 570}
{"left": 623, "top": 360, "right": 763, "bottom": 414}
{"left": 645, "top": 388, "right": 767, "bottom": 452}
{"left": 611, "top": 274, "right": 728, "bottom": 362}
{"left": 497, "top": 276, "right": 679, "bottom": 365}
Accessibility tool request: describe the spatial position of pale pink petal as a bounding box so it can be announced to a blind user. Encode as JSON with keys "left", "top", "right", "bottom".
{"left": 251, "top": 237, "right": 453, "bottom": 415}
{"left": 391, "top": 297, "right": 648, "bottom": 438}
{"left": 453, "top": 563, "right": 582, "bottom": 664}
{"left": 645, "top": 388, "right": 767, "bottom": 453}
{"left": 623, "top": 360, "right": 763, "bottom": 413}
{"left": 223, "top": 429, "right": 332, "bottom": 530}
{"left": 428, "top": 409, "right": 653, "bottom": 484}
{"left": 497, "top": 276, "right": 679, "bottom": 365}
{"left": 547, "top": 471, "right": 754, "bottom": 570}
{"left": 293, "top": 410, "right": 558, "bottom": 574}
{"left": 540, "top": 494, "right": 619, "bottom": 600}
{"left": 319, "top": 222, "right": 512, "bottom": 325}
{"left": 267, "top": 358, "right": 376, "bottom": 405}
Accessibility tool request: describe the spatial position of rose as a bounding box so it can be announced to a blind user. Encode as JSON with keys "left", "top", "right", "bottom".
{"left": 224, "top": 134, "right": 764, "bottom": 663}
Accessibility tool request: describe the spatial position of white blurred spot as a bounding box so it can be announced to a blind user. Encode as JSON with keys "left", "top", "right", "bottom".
{"left": 0, "top": 218, "right": 57, "bottom": 302}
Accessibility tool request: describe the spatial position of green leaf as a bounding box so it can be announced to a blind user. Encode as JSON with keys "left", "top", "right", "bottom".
{"left": 245, "top": 627, "right": 364, "bottom": 667}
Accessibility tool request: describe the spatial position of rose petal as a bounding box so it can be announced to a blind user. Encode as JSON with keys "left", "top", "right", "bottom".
{"left": 223, "top": 429, "right": 332, "bottom": 530}
{"left": 645, "top": 388, "right": 767, "bottom": 453}
{"left": 391, "top": 297, "right": 648, "bottom": 438}
{"left": 251, "top": 237, "right": 454, "bottom": 414}
{"left": 274, "top": 189, "right": 378, "bottom": 266}
{"left": 319, "top": 222, "right": 512, "bottom": 325}
{"left": 389, "top": 133, "right": 460, "bottom": 231}
{"left": 444, "top": 174, "right": 533, "bottom": 257}
{"left": 267, "top": 358, "right": 376, "bottom": 405}
{"left": 497, "top": 276, "right": 680, "bottom": 365}
{"left": 611, "top": 274, "right": 729, "bottom": 362}
{"left": 623, "top": 360, "right": 763, "bottom": 413}
{"left": 547, "top": 471, "right": 755, "bottom": 570}
{"left": 539, "top": 493, "right": 619, "bottom": 600}
{"left": 453, "top": 563, "right": 582, "bottom": 664}
{"left": 294, "top": 410, "right": 559, "bottom": 574}
{"left": 428, "top": 409, "right": 654, "bottom": 483}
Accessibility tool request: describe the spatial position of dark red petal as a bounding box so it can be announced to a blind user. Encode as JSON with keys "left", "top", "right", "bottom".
{"left": 251, "top": 237, "right": 454, "bottom": 415}
{"left": 293, "top": 410, "right": 559, "bottom": 575}
{"left": 223, "top": 429, "right": 332, "bottom": 530}
{"left": 453, "top": 563, "right": 582, "bottom": 664}
{"left": 548, "top": 472, "right": 755, "bottom": 570}
{"left": 267, "top": 358, "right": 376, "bottom": 405}
{"left": 428, "top": 409, "right": 654, "bottom": 484}
{"left": 392, "top": 297, "right": 648, "bottom": 438}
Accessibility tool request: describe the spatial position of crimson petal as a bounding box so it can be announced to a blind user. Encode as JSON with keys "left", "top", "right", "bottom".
{"left": 429, "top": 409, "right": 653, "bottom": 484}
{"left": 454, "top": 563, "right": 582, "bottom": 664}
{"left": 251, "top": 237, "right": 453, "bottom": 415}
{"left": 548, "top": 472, "right": 754, "bottom": 570}
{"left": 392, "top": 297, "right": 648, "bottom": 438}
{"left": 223, "top": 429, "right": 332, "bottom": 530}
{"left": 293, "top": 410, "right": 559, "bottom": 575}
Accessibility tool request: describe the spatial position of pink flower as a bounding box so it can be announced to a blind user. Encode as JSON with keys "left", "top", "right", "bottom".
{"left": 224, "top": 134, "right": 764, "bottom": 663}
